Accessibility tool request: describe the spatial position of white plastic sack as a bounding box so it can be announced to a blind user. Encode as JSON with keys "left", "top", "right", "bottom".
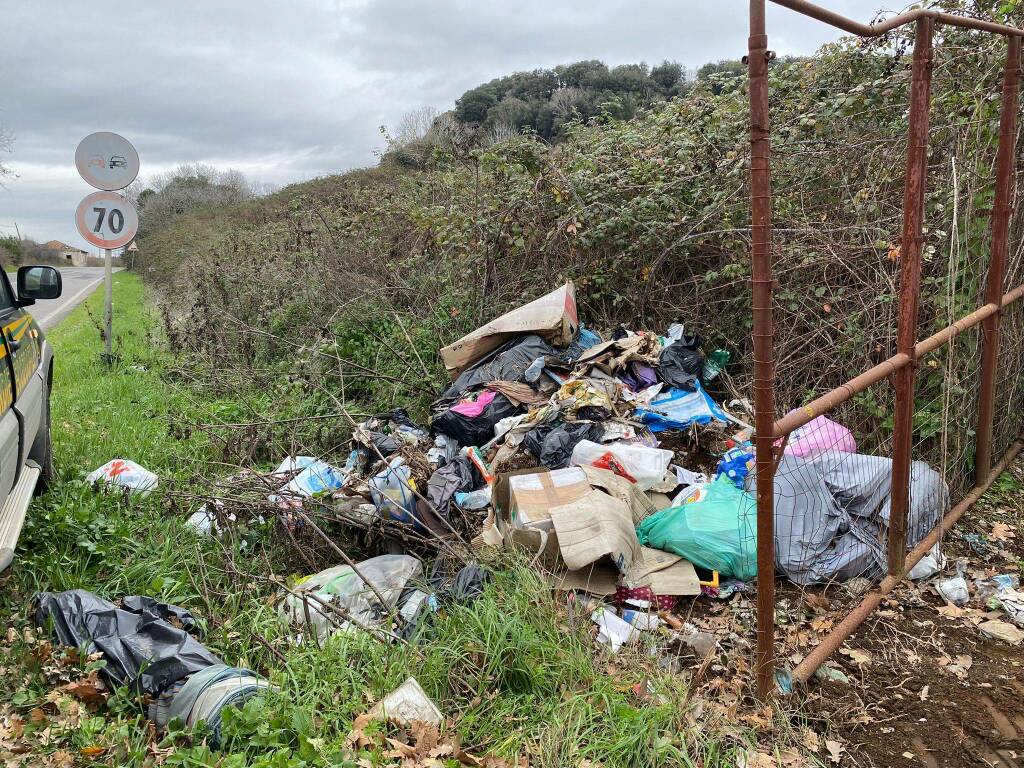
{"left": 569, "top": 440, "right": 673, "bottom": 492}
{"left": 591, "top": 608, "right": 638, "bottom": 652}
{"left": 86, "top": 459, "right": 158, "bottom": 494}
{"left": 907, "top": 542, "right": 946, "bottom": 580}
{"left": 277, "top": 554, "right": 422, "bottom": 641}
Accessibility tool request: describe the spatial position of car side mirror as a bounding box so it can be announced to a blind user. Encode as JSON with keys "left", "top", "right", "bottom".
{"left": 16, "top": 266, "right": 62, "bottom": 305}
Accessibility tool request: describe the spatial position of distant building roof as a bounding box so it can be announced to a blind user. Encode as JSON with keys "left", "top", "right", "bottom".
{"left": 42, "top": 240, "right": 87, "bottom": 254}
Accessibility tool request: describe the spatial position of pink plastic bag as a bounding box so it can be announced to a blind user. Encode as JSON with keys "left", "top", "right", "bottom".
{"left": 778, "top": 415, "right": 856, "bottom": 458}
{"left": 450, "top": 389, "right": 497, "bottom": 417}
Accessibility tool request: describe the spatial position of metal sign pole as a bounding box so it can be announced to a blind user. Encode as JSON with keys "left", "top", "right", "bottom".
{"left": 104, "top": 248, "right": 112, "bottom": 359}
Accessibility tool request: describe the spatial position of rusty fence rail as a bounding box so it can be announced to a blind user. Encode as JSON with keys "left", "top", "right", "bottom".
{"left": 748, "top": 0, "right": 1024, "bottom": 696}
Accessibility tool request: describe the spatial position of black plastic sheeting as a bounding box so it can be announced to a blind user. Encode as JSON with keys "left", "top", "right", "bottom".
{"left": 522, "top": 420, "right": 604, "bottom": 469}
{"left": 438, "top": 335, "right": 556, "bottom": 402}
{"left": 432, "top": 392, "right": 520, "bottom": 448}
{"left": 658, "top": 336, "right": 704, "bottom": 392}
{"left": 35, "top": 590, "right": 221, "bottom": 696}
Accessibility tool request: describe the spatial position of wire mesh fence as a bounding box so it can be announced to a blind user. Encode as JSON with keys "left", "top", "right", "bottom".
{"left": 749, "top": 1, "right": 1024, "bottom": 693}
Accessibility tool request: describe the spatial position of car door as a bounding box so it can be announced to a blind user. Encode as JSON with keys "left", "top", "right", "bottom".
{"left": 5, "top": 283, "right": 43, "bottom": 467}
{"left": 0, "top": 277, "right": 21, "bottom": 497}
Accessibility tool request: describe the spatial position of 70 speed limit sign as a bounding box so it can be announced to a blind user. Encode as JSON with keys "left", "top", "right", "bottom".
{"left": 75, "top": 190, "right": 139, "bottom": 249}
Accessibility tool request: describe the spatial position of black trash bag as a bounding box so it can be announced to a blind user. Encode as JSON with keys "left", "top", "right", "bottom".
{"left": 394, "top": 560, "right": 490, "bottom": 641}
{"left": 120, "top": 596, "right": 203, "bottom": 636}
{"left": 432, "top": 392, "right": 520, "bottom": 448}
{"left": 427, "top": 455, "right": 481, "bottom": 520}
{"left": 658, "top": 336, "right": 705, "bottom": 392}
{"left": 439, "top": 335, "right": 556, "bottom": 402}
{"left": 367, "top": 431, "right": 401, "bottom": 456}
{"left": 35, "top": 590, "right": 222, "bottom": 696}
{"left": 429, "top": 559, "right": 490, "bottom": 605}
{"left": 522, "top": 420, "right": 604, "bottom": 469}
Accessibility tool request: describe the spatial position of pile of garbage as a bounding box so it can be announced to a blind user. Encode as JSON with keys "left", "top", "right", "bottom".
{"left": 78, "top": 282, "right": 955, "bottom": 666}
{"left": 178, "top": 282, "right": 950, "bottom": 651}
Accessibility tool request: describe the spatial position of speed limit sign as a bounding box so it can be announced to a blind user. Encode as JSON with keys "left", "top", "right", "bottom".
{"left": 75, "top": 190, "right": 139, "bottom": 249}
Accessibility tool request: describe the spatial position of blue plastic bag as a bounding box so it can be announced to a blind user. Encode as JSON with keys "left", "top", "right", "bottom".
{"left": 635, "top": 475, "right": 757, "bottom": 580}
{"left": 634, "top": 382, "right": 728, "bottom": 432}
{"left": 715, "top": 445, "right": 754, "bottom": 489}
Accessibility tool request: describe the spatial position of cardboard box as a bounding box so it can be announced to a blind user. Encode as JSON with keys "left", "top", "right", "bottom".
{"left": 507, "top": 467, "right": 590, "bottom": 532}
{"left": 439, "top": 282, "right": 578, "bottom": 377}
{"left": 495, "top": 466, "right": 642, "bottom": 574}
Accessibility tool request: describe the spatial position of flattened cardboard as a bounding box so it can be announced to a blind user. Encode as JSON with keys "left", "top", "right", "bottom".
{"left": 548, "top": 563, "right": 620, "bottom": 596}
{"left": 440, "top": 282, "right": 578, "bottom": 377}
{"left": 579, "top": 465, "right": 657, "bottom": 524}
{"left": 548, "top": 489, "right": 640, "bottom": 573}
{"left": 623, "top": 546, "right": 700, "bottom": 596}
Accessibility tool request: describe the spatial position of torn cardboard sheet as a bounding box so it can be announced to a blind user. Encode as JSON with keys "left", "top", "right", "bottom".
{"left": 548, "top": 490, "right": 640, "bottom": 573}
{"left": 579, "top": 465, "right": 657, "bottom": 524}
{"left": 440, "top": 282, "right": 578, "bottom": 377}
{"left": 549, "top": 564, "right": 620, "bottom": 596}
{"left": 624, "top": 547, "right": 700, "bottom": 596}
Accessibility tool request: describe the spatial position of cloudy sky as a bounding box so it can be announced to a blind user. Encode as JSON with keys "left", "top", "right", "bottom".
{"left": 2, "top": 0, "right": 884, "bottom": 252}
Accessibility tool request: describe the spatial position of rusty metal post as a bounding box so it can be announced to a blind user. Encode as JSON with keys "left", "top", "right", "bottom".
{"left": 975, "top": 36, "right": 1021, "bottom": 486}
{"left": 888, "top": 17, "right": 934, "bottom": 577}
{"left": 749, "top": 0, "right": 777, "bottom": 698}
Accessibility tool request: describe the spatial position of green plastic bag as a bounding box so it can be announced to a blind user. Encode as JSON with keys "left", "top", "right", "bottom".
{"left": 636, "top": 475, "right": 758, "bottom": 580}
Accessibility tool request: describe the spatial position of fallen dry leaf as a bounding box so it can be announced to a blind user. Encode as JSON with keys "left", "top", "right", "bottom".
{"left": 799, "top": 727, "right": 820, "bottom": 753}
{"left": 841, "top": 647, "right": 872, "bottom": 665}
{"left": 826, "top": 739, "right": 845, "bottom": 763}
{"left": 919, "top": 685, "right": 929, "bottom": 702}
{"left": 738, "top": 750, "right": 776, "bottom": 768}
{"left": 60, "top": 672, "right": 107, "bottom": 709}
{"left": 990, "top": 522, "right": 1016, "bottom": 542}
{"left": 936, "top": 603, "right": 965, "bottom": 619}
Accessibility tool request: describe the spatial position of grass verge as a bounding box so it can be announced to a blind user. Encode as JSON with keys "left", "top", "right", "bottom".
{"left": 0, "top": 274, "right": 754, "bottom": 768}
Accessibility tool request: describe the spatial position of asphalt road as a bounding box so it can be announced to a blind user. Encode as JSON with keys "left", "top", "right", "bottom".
{"left": 25, "top": 267, "right": 109, "bottom": 330}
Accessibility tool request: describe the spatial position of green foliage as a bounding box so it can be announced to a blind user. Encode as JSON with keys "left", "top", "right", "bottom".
{"left": 453, "top": 58, "right": 689, "bottom": 140}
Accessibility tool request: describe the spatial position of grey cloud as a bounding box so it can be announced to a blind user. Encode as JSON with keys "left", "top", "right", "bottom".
{"left": 2, "top": 0, "right": 882, "bottom": 248}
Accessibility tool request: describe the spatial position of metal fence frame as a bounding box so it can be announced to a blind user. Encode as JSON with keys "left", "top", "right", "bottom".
{"left": 748, "top": 0, "right": 1024, "bottom": 697}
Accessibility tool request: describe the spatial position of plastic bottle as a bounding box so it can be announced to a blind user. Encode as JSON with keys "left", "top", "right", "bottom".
{"left": 703, "top": 349, "right": 731, "bottom": 381}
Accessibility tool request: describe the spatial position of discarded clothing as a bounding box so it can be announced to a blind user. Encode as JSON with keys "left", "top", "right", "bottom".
{"left": 427, "top": 455, "right": 480, "bottom": 520}
{"left": 759, "top": 453, "right": 948, "bottom": 584}
{"left": 618, "top": 362, "right": 658, "bottom": 393}
{"left": 432, "top": 391, "right": 520, "bottom": 447}
{"left": 150, "top": 664, "right": 271, "bottom": 747}
{"left": 636, "top": 475, "right": 757, "bottom": 581}
{"left": 523, "top": 420, "right": 604, "bottom": 470}
{"left": 36, "top": 590, "right": 221, "bottom": 696}
{"left": 634, "top": 382, "right": 729, "bottom": 432}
